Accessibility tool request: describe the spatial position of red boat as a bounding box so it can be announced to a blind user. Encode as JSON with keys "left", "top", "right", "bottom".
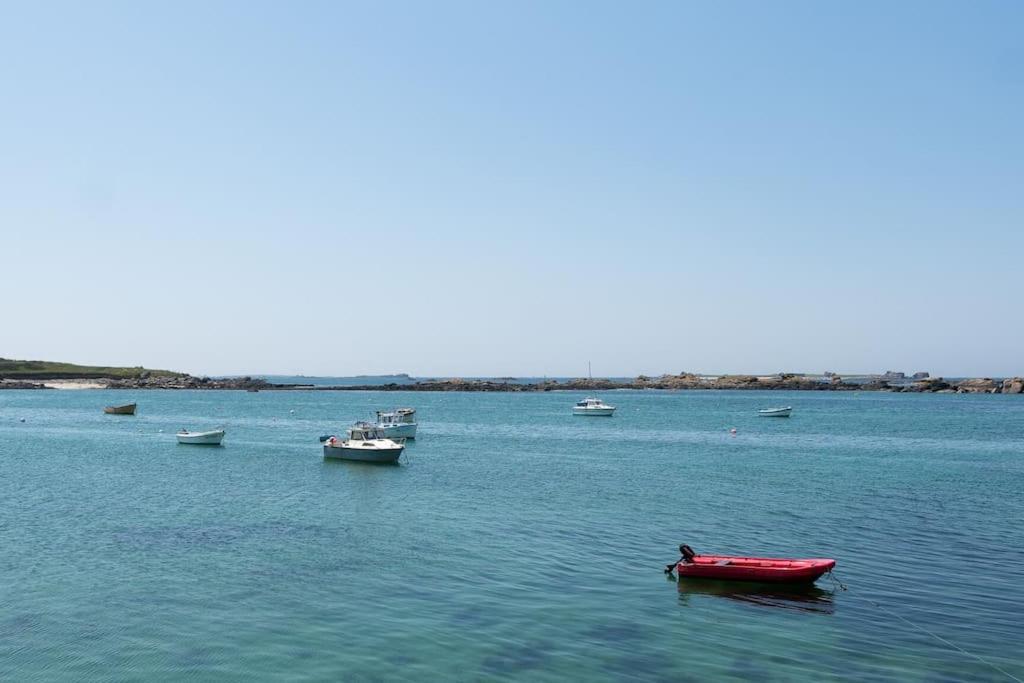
{"left": 674, "top": 554, "right": 836, "bottom": 584}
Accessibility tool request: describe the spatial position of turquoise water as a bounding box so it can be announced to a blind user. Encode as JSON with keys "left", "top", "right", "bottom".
{"left": 1, "top": 390, "right": 1022, "bottom": 681}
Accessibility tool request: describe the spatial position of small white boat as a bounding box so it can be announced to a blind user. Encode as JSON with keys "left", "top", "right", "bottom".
{"left": 375, "top": 408, "right": 417, "bottom": 439}
{"left": 572, "top": 397, "right": 616, "bottom": 416}
{"left": 758, "top": 407, "right": 792, "bottom": 418}
{"left": 176, "top": 428, "right": 226, "bottom": 445}
{"left": 323, "top": 422, "right": 404, "bottom": 463}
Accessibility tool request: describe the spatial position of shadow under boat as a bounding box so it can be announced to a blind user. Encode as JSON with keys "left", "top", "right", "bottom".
{"left": 670, "top": 575, "right": 836, "bottom": 614}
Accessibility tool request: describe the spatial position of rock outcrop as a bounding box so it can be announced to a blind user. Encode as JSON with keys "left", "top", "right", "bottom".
{"left": 955, "top": 378, "right": 999, "bottom": 394}
{"left": 901, "top": 378, "right": 951, "bottom": 392}
{"left": 105, "top": 375, "right": 278, "bottom": 391}
{"left": 0, "top": 380, "right": 52, "bottom": 389}
{"left": 1001, "top": 378, "right": 1024, "bottom": 394}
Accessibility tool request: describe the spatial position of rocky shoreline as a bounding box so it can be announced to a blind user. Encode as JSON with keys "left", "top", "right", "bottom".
{"left": 105, "top": 375, "right": 284, "bottom": 391}
{"left": 0, "top": 380, "right": 52, "bottom": 390}
{"left": 313, "top": 374, "right": 1024, "bottom": 394}
{"left": 3, "top": 372, "right": 1021, "bottom": 394}
{"left": 0, "top": 375, "right": 290, "bottom": 391}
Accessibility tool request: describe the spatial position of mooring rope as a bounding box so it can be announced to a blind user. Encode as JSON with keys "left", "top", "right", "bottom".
{"left": 828, "top": 571, "right": 1022, "bottom": 683}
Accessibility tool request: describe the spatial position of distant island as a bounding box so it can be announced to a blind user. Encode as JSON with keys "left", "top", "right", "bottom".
{"left": 1, "top": 358, "right": 1022, "bottom": 394}
{"left": 352, "top": 373, "right": 411, "bottom": 381}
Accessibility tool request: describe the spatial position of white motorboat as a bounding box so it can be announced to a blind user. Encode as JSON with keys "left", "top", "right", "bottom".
{"left": 758, "top": 407, "right": 792, "bottom": 417}
{"left": 572, "top": 397, "right": 616, "bottom": 416}
{"left": 176, "top": 428, "right": 226, "bottom": 445}
{"left": 375, "top": 408, "right": 417, "bottom": 439}
{"left": 323, "top": 422, "right": 405, "bottom": 463}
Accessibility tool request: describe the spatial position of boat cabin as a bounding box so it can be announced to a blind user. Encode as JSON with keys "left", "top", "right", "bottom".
{"left": 576, "top": 398, "right": 605, "bottom": 407}
{"left": 376, "top": 408, "right": 416, "bottom": 425}
{"left": 348, "top": 422, "right": 387, "bottom": 441}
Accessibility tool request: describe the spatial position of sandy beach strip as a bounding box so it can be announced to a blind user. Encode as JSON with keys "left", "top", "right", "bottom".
{"left": 45, "top": 380, "right": 107, "bottom": 389}
{"left": 0, "top": 379, "right": 109, "bottom": 390}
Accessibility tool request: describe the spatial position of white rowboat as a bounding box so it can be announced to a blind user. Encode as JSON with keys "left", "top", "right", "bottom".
{"left": 177, "top": 429, "right": 226, "bottom": 445}
{"left": 758, "top": 407, "right": 792, "bottom": 418}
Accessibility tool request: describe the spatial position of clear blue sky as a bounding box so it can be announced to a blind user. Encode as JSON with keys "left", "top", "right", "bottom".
{"left": 2, "top": 1, "right": 1021, "bottom": 377}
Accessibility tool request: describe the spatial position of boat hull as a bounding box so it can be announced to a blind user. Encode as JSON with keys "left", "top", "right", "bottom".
{"left": 323, "top": 444, "right": 403, "bottom": 463}
{"left": 104, "top": 403, "right": 137, "bottom": 415}
{"left": 379, "top": 423, "right": 417, "bottom": 439}
{"left": 572, "top": 407, "right": 615, "bottom": 416}
{"left": 676, "top": 555, "right": 835, "bottom": 583}
{"left": 177, "top": 430, "right": 225, "bottom": 445}
{"left": 758, "top": 408, "right": 792, "bottom": 417}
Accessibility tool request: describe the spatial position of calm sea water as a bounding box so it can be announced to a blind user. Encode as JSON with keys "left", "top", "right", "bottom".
{"left": 1, "top": 390, "right": 1022, "bottom": 681}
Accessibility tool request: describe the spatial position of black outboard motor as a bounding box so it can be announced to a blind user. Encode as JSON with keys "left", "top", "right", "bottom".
{"left": 679, "top": 544, "right": 696, "bottom": 564}
{"left": 666, "top": 543, "right": 699, "bottom": 573}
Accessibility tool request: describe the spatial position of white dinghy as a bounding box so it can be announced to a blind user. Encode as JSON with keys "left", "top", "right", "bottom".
{"left": 758, "top": 407, "right": 793, "bottom": 418}
{"left": 177, "top": 428, "right": 226, "bottom": 445}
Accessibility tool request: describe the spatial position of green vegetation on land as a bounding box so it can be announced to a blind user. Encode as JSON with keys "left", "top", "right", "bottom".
{"left": 0, "top": 358, "right": 183, "bottom": 379}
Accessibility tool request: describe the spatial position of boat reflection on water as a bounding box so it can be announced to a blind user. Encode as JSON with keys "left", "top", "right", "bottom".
{"left": 670, "top": 576, "right": 835, "bottom": 614}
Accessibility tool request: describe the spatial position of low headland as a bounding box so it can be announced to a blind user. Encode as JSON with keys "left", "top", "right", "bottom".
{"left": 2, "top": 359, "right": 1022, "bottom": 394}
{"left": 0, "top": 358, "right": 182, "bottom": 380}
